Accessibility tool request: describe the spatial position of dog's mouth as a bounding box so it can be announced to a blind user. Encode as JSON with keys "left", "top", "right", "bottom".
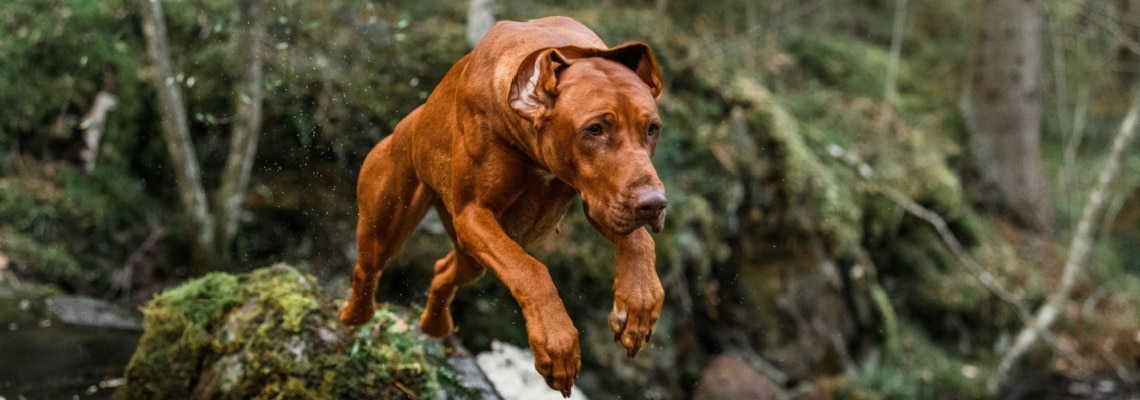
{"left": 582, "top": 194, "right": 666, "bottom": 236}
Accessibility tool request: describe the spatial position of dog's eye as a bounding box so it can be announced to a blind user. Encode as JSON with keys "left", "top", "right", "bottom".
{"left": 586, "top": 124, "right": 604, "bottom": 135}
{"left": 647, "top": 123, "right": 661, "bottom": 137}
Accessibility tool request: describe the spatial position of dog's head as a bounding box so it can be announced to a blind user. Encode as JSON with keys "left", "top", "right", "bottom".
{"left": 509, "top": 42, "right": 666, "bottom": 238}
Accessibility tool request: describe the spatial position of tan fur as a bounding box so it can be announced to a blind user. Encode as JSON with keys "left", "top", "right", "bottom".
{"left": 338, "top": 17, "right": 666, "bottom": 397}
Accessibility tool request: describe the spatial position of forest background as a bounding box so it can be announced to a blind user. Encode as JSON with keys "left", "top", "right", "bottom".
{"left": 2, "top": 0, "right": 1140, "bottom": 398}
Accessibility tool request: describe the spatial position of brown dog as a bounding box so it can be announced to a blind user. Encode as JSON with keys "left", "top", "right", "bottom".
{"left": 338, "top": 16, "right": 666, "bottom": 397}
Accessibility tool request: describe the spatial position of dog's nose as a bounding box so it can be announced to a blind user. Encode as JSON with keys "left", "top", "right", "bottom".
{"left": 634, "top": 188, "right": 667, "bottom": 219}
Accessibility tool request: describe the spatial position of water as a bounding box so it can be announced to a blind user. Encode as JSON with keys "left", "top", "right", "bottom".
{"left": 0, "top": 298, "right": 141, "bottom": 399}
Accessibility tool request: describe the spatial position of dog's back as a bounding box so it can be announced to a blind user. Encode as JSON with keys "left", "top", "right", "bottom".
{"left": 469, "top": 17, "right": 608, "bottom": 99}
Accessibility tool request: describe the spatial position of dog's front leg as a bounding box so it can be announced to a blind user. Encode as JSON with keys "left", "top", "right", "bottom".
{"left": 608, "top": 227, "right": 664, "bottom": 358}
{"left": 453, "top": 206, "right": 581, "bottom": 397}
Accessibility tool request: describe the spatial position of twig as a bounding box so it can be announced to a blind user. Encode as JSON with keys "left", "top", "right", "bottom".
{"left": 867, "top": 183, "right": 1094, "bottom": 376}
{"left": 125, "top": 229, "right": 165, "bottom": 271}
{"left": 1061, "top": 86, "right": 1091, "bottom": 198}
{"left": 1100, "top": 345, "right": 1139, "bottom": 385}
{"left": 1098, "top": 192, "right": 1126, "bottom": 239}
{"left": 871, "top": 184, "right": 1032, "bottom": 322}
{"left": 852, "top": 249, "right": 900, "bottom": 361}
{"left": 78, "top": 91, "right": 117, "bottom": 175}
{"left": 992, "top": 81, "right": 1140, "bottom": 391}
{"left": 110, "top": 228, "right": 166, "bottom": 299}
{"left": 393, "top": 380, "right": 416, "bottom": 398}
{"left": 1048, "top": 10, "right": 1070, "bottom": 151}
{"left": 883, "top": 0, "right": 908, "bottom": 107}
{"left": 1085, "top": 4, "right": 1140, "bottom": 57}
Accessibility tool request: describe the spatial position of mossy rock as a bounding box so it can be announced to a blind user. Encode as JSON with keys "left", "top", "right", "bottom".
{"left": 115, "top": 263, "right": 471, "bottom": 400}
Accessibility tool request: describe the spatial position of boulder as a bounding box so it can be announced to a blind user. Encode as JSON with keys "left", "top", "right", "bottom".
{"left": 692, "top": 355, "right": 789, "bottom": 400}
{"left": 114, "top": 263, "right": 481, "bottom": 400}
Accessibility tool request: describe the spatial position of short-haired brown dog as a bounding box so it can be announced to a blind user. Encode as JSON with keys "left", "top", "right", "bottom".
{"left": 339, "top": 16, "right": 666, "bottom": 397}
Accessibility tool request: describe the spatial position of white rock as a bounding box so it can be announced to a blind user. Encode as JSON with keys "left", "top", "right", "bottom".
{"left": 475, "top": 341, "right": 589, "bottom": 400}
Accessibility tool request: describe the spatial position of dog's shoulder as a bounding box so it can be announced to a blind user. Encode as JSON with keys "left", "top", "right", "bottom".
{"left": 463, "top": 17, "right": 606, "bottom": 100}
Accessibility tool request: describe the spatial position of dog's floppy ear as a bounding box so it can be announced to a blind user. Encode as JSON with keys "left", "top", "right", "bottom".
{"left": 599, "top": 42, "right": 663, "bottom": 98}
{"left": 510, "top": 48, "right": 570, "bottom": 128}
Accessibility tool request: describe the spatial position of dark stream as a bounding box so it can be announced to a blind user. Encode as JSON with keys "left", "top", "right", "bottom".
{"left": 0, "top": 297, "right": 140, "bottom": 400}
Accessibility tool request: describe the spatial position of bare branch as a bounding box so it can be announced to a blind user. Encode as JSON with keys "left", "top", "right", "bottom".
{"left": 871, "top": 184, "right": 1033, "bottom": 322}
{"left": 78, "top": 91, "right": 117, "bottom": 175}
{"left": 993, "top": 81, "right": 1140, "bottom": 390}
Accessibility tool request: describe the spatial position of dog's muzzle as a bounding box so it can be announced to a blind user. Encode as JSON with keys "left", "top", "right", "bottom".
{"left": 632, "top": 187, "right": 666, "bottom": 233}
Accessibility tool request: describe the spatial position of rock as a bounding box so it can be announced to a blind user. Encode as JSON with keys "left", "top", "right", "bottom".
{"left": 692, "top": 355, "right": 789, "bottom": 400}
{"left": 115, "top": 263, "right": 482, "bottom": 400}
{"left": 45, "top": 295, "right": 142, "bottom": 330}
{"left": 475, "top": 341, "right": 589, "bottom": 400}
{"left": 442, "top": 338, "right": 503, "bottom": 400}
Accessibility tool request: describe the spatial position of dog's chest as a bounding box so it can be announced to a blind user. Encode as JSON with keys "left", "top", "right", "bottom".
{"left": 498, "top": 172, "right": 578, "bottom": 245}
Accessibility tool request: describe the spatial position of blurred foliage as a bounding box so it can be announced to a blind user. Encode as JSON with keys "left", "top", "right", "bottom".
{"left": 0, "top": 162, "right": 157, "bottom": 293}
{"left": 2, "top": 0, "right": 1140, "bottom": 399}
{"left": 848, "top": 322, "right": 988, "bottom": 400}
{"left": 0, "top": 0, "right": 143, "bottom": 164}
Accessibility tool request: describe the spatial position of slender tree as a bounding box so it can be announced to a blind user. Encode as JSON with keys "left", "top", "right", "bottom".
{"left": 214, "top": 0, "right": 266, "bottom": 262}
{"left": 139, "top": 0, "right": 266, "bottom": 271}
{"left": 964, "top": 0, "right": 1054, "bottom": 232}
{"left": 139, "top": 0, "right": 215, "bottom": 269}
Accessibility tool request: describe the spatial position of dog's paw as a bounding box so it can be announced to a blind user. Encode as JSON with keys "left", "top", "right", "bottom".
{"left": 529, "top": 322, "right": 581, "bottom": 398}
{"left": 338, "top": 299, "right": 375, "bottom": 326}
{"left": 609, "top": 283, "right": 664, "bottom": 358}
{"left": 418, "top": 308, "right": 454, "bottom": 337}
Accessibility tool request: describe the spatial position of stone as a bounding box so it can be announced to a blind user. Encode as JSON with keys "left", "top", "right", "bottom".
{"left": 45, "top": 295, "right": 142, "bottom": 330}
{"left": 476, "top": 341, "right": 589, "bottom": 400}
{"left": 692, "top": 355, "right": 789, "bottom": 400}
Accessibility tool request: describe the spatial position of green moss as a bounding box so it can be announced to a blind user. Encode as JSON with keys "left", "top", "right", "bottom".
{"left": 849, "top": 323, "right": 989, "bottom": 400}
{"left": 116, "top": 264, "right": 471, "bottom": 400}
{"left": 727, "top": 77, "right": 865, "bottom": 253}
{"left": 116, "top": 272, "right": 241, "bottom": 397}
{"left": 788, "top": 34, "right": 911, "bottom": 98}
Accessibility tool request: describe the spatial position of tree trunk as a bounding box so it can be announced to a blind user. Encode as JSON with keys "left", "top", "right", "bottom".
{"left": 467, "top": 0, "right": 495, "bottom": 47}
{"left": 965, "top": 0, "right": 1053, "bottom": 232}
{"left": 213, "top": 0, "right": 266, "bottom": 264}
{"left": 139, "top": 0, "right": 215, "bottom": 270}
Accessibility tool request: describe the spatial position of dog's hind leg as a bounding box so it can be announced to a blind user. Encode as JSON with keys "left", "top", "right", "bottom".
{"left": 418, "top": 249, "right": 485, "bottom": 336}
{"left": 420, "top": 203, "right": 486, "bottom": 337}
{"left": 339, "top": 134, "right": 434, "bottom": 326}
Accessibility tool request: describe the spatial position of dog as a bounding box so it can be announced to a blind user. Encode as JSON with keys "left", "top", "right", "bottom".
{"left": 338, "top": 16, "right": 666, "bottom": 397}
